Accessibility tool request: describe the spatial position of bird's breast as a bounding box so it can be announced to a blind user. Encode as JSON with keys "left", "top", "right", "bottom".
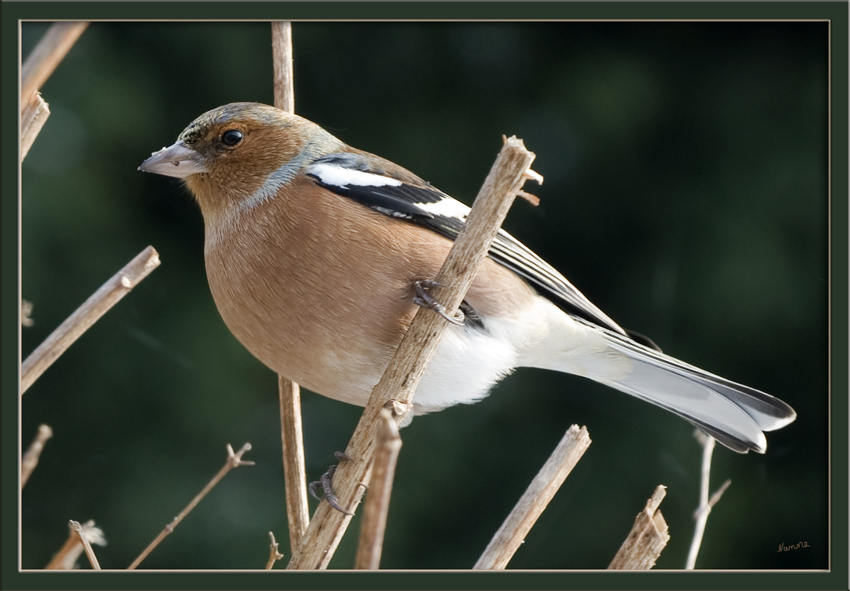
{"left": 201, "top": 189, "right": 435, "bottom": 405}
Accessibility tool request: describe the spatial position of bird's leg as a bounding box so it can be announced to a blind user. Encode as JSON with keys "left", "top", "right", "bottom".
{"left": 309, "top": 452, "right": 355, "bottom": 515}
{"left": 413, "top": 280, "right": 465, "bottom": 325}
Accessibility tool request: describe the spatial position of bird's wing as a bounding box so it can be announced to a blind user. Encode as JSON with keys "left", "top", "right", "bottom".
{"left": 306, "top": 153, "right": 627, "bottom": 335}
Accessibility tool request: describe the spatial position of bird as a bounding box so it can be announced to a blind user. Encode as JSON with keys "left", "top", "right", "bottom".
{"left": 139, "top": 102, "right": 796, "bottom": 454}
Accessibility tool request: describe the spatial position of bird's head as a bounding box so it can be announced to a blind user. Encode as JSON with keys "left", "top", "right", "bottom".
{"left": 139, "top": 102, "right": 344, "bottom": 220}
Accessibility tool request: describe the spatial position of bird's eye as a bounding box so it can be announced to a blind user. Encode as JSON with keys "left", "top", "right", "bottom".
{"left": 221, "top": 129, "right": 243, "bottom": 146}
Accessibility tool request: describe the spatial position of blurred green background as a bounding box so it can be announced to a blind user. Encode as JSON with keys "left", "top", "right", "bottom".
{"left": 20, "top": 21, "right": 827, "bottom": 571}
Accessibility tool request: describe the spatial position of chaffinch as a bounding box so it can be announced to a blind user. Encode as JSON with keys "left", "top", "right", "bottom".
{"left": 139, "top": 102, "right": 796, "bottom": 453}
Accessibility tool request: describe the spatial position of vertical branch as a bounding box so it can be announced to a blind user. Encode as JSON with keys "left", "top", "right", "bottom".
{"left": 21, "top": 246, "right": 160, "bottom": 394}
{"left": 21, "top": 22, "right": 89, "bottom": 105}
{"left": 685, "top": 433, "right": 731, "bottom": 569}
{"left": 608, "top": 485, "right": 670, "bottom": 570}
{"left": 686, "top": 434, "right": 715, "bottom": 569}
{"left": 354, "top": 408, "right": 402, "bottom": 569}
{"left": 287, "top": 137, "right": 541, "bottom": 570}
{"left": 473, "top": 425, "right": 591, "bottom": 570}
{"left": 270, "top": 21, "right": 310, "bottom": 552}
{"left": 279, "top": 376, "right": 310, "bottom": 549}
{"left": 272, "top": 22, "right": 295, "bottom": 113}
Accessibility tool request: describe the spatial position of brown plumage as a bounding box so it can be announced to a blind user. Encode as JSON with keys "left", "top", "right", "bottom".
{"left": 139, "top": 102, "right": 795, "bottom": 452}
{"left": 204, "top": 175, "right": 534, "bottom": 405}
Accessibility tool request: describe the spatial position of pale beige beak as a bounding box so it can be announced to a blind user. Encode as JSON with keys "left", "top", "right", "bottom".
{"left": 138, "top": 142, "right": 208, "bottom": 178}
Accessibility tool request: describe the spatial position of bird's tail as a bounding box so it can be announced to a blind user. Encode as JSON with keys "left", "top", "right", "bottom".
{"left": 524, "top": 304, "right": 798, "bottom": 454}
{"left": 589, "top": 329, "right": 796, "bottom": 453}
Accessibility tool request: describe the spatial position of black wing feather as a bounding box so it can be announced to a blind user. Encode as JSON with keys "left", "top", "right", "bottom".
{"left": 307, "top": 153, "right": 628, "bottom": 335}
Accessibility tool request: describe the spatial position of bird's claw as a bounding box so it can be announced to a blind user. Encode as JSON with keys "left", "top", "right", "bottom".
{"left": 413, "top": 280, "right": 464, "bottom": 325}
{"left": 309, "top": 459, "right": 355, "bottom": 516}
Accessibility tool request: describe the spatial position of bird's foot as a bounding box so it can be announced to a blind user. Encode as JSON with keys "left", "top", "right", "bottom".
{"left": 309, "top": 453, "right": 355, "bottom": 515}
{"left": 413, "top": 280, "right": 464, "bottom": 325}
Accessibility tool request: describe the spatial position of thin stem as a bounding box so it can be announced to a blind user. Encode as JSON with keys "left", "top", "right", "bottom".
{"left": 270, "top": 22, "right": 308, "bottom": 553}
{"left": 21, "top": 92, "right": 50, "bottom": 161}
{"left": 127, "top": 443, "right": 254, "bottom": 569}
{"left": 21, "top": 246, "right": 160, "bottom": 394}
{"left": 271, "top": 22, "right": 295, "bottom": 113}
{"left": 279, "top": 376, "right": 310, "bottom": 550}
{"left": 44, "top": 519, "right": 101, "bottom": 570}
{"left": 69, "top": 520, "right": 101, "bottom": 570}
{"left": 265, "top": 531, "right": 285, "bottom": 569}
{"left": 354, "top": 408, "right": 402, "bottom": 569}
{"left": 45, "top": 531, "right": 79, "bottom": 570}
{"left": 45, "top": 520, "right": 106, "bottom": 570}
{"left": 21, "top": 424, "right": 53, "bottom": 488}
{"left": 474, "top": 425, "right": 591, "bottom": 570}
{"left": 286, "top": 137, "right": 541, "bottom": 570}
{"left": 21, "top": 22, "right": 89, "bottom": 105}
{"left": 707, "top": 478, "right": 732, "bottom": 511}
{"left": 685, "top": 433, "right": 728, "bottom": 569}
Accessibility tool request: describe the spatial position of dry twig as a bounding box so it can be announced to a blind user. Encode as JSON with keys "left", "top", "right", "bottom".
{"left": 45, "top": 528, "right": 81, "bottom": 570}
{"left": 128, "top": 443, "right": 254, "bottom": 569}
{"left": 474, "top": 425, "right": 591, "bottom": 569}
{"left": 608, "top": 485, "right": 669, "bottom": 570}
{"left": 21, "top": 20, "right": 88, "bottom": 160}
{"left": 21, "top": 92, "right": 50, "bottom": 160}
{"left": 265, "top": 531, "right": 285, "bottom": 569}
{"left": 21, "top": 22, "right": 89, "bottom": 106}
{"left": 272, "top": 22, "right": 295, "bottom": 114}
{"left": 270, "top": 22, "right": 310, "bottom": 553}
{"left": 706, "top": 478, "right": 732, "bottom": 511}
{"left": 21, "top": 245, "right": 160, "bottom": 394}
{"left": 45, "top": 520, "right": 106, "bottom": 570}
{"left": 685, "top": 432, "right": 730, "bottom": 569}
{"left": 286, "top": 136, "right": 541, "bottom": 570}
{"left": 354, "top": 408, "right": 403, "bottom": 569}
{"left": 21, "top": 424, "right": 53, "bottom": 488}
{"left": 278, "top": 376, "right": 310, "bottom": 549}
{"left": 70, "top": 520, "right": 101, "bottom": 570}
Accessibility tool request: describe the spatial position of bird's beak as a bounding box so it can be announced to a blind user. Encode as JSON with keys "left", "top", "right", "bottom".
{"left": 138, "top": 142, "right": 208, "bottom": 178}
